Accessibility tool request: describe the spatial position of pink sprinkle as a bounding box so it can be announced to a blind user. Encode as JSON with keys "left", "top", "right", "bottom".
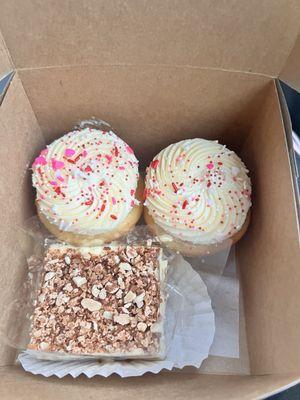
{"left": 119, "top": 166, "right": 125, "bottom": 170}
{"left": 57, "top": 176, "right": 64, "bottom": 182}
{"left": 131, "top": 200, "right": 135, "bottom": 207}
{"left": 32, "top": 156, "right": 47, "bottom": 167}
{"left": 51, "top": 159, "right": 65, "bottom": 171}
{"left": 143, "top": 188, "right": 151, "bottom": 200}
{"left": 40, "top": 149, "right": 48, "bottom": 156}
{"left": 206, "top": 162, "right": 214, "bottom": 170}
{"left": 50, "top": 180, "right": 57, "bottom": 186}
{"left": 82, "top": 150, "right": 88, "bottom": 157}
{"left": 105, "top": 155, "right": 112, "bottom": 163}
{"left": 126, "top": 145, "right": 134, "bottom": 154}
{"left": 65, "top": 148, "right": 75, "bottom": 157}
{"left": 112, "top": 197, "right": 116, "bottom": 205}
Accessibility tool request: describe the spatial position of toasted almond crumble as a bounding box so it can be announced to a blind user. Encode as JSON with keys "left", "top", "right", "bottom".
{"left": 28, "top": 245, "right": 164, "bottom": 356}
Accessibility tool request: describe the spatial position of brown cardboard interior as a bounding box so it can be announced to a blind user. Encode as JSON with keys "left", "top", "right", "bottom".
{"left": 17, "top": 66, "right": 270, "bottom": 165}
{"left": 0, "top": 63, "right": 299, "bottom": 398}
{"left": 0, "top": 0, "right": 300, "bottom": 386}
{"left": 0, "top": 0, "right": 300, "bottom": 78}
{"left": 239, "top": 83, "right": 300, "bottom": 374}
{"left": 0, "top": 74, "right": 45, "bottom": 365}
{"left": 0, "top": 366, "right": 300, "bottom": 400}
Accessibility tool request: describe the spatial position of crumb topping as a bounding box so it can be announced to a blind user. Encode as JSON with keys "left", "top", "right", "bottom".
{"left": 29, "top": 245, "right": 164, "bottom": 356}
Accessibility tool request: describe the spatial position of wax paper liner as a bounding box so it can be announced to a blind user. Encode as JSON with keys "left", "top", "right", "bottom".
{"left": 18, "top": 254, "right": 215, "bottom": 378}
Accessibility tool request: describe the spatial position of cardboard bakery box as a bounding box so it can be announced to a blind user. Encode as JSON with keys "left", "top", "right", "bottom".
{"left": 0, "top": 1, "right": 300, "bottom": 399}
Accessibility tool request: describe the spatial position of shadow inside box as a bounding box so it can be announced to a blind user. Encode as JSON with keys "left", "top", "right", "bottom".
{"left": 267, "top": 383, "right": 300, "bottom": 400}
{"left": 269, "top": 83, "right": 300, "bottom": 400}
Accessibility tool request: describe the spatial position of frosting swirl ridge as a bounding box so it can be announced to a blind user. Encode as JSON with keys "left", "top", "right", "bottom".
{"left": 32, "top": 128, "right": 139, "bottom": 235}
{"left": 145, "top": 139, "right": 251, "bottom": 245}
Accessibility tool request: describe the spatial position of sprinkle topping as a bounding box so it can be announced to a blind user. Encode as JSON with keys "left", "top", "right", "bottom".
{"left": 65, "top": 148, "right": 75, "bottom": 157}
{"left": 32, "top": 128, "right": 139, "bottom": 235}
{"left": 145, "top": 138, "right": 252, "bottom": 245}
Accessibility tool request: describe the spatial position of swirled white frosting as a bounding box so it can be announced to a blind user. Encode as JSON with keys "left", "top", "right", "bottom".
{"left": 32, "top": 128, "right": 139, "bottom": 235}
{"left": 145, "top": 139, "right": 251, "bottom": 245}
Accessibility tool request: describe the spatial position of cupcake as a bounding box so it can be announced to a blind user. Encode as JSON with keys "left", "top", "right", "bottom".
{"left": 144, "top": 139, "right": 251, "bottom": 256}
{"left": 32, "top": 126, "right": 143, "bottom": 245}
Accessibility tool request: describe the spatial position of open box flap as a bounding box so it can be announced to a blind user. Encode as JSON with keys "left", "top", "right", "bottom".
{"left": 280, "top": 34, "right": 300, "bottom": 92}
{"left": 0, "top": 73, "right": 45, "bottom": 365}
{"left": 0, "top": 0, "right": 299, "bottom": 77}
{"left": 238, "top": 80, "right": 300, "bottom": 375}
{"left": 0, "top": 65, "right": 299, "bottom": 376}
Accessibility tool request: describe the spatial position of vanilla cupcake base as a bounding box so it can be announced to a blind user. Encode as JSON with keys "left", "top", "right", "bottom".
{"left": 144, "top": 208, "right": 250, "bottom": 257}
{"left": 38, "top": 178, "right": 144, "bottom": 246}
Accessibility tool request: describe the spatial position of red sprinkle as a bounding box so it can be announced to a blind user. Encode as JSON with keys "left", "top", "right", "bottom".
{"left": 100, "top": 203, "right": 106, "bottom": 212}
{"left": 182, "top": 200, "right": 188, "bottom": 209}
{"left": 85, "top": 198, "right": 93, "bottom": 206}
{"left": 85, "top": 165, "right": 92, "bottom": 173}
{"left": 74, "top": 154, "right": 82, "bottom": 163}
{"left": 207, "top": 181, "right": 212, "bottom": 188}
{"left": 54, "top": 187, "right": 61, "bottom": 195}
{"left": 151, "top": 159, "right": 159, "bottom": 169}
{"left": 65, "top": 158, "right": 76, "bottom": 164}
{"left": 172, "top": 183, "right": 178, "bottom": 193}
{"left": 114, "top": 146, "right": 119, "bottom": 157}
{"left": 130, "top": 189, "right": 135, "bottom": 196}
{"left": 110, "top": 214, "right": 117, "bottom": 220}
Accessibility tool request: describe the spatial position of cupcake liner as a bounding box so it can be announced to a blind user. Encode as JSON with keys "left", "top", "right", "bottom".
{"left": 18, "top": 254, "right": 215, "bottom": 378}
